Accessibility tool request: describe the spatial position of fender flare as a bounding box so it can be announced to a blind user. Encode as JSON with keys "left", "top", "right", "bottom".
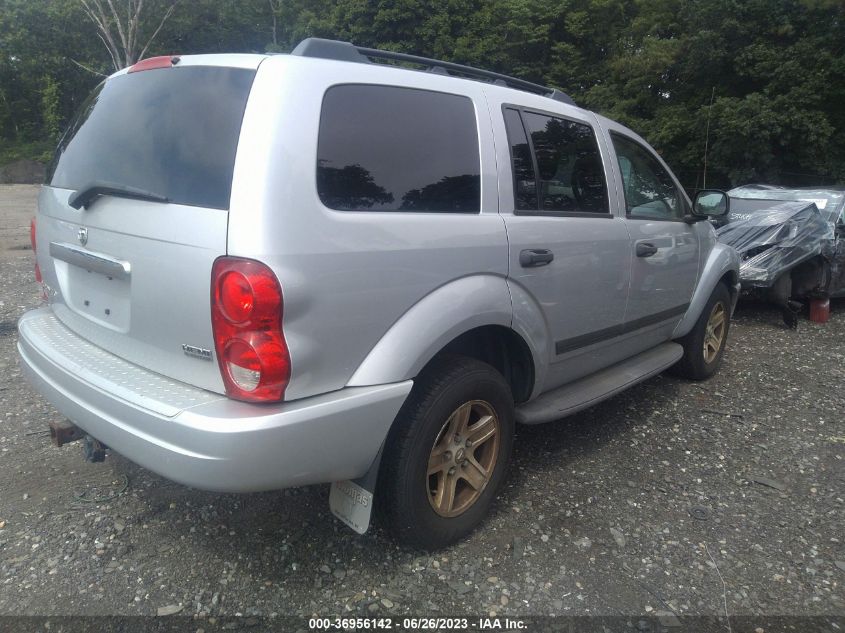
{"left": 673, "top": 242, "right": 740, "bottom": 339}
{"left": 506, "top": 279, "right": 551, "bottom": 398}
{"left": 347, "top": 274, "right": 546, "bottom": 389}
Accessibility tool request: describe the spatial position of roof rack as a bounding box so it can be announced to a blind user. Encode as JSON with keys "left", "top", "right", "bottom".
{"left": 290, "top": 37, "right": 576, "bottom": 106}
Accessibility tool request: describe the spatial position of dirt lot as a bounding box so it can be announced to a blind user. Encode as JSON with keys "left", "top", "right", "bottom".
{"left": 0, "top": 185, "right": 843, "bottom": 626}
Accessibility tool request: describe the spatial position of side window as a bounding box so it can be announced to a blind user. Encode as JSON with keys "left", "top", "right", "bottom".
{"left": 611, "top": 133, "right": 684, "bottom": 220}
{"left": 503, "top": 108, "right": 537, "bottom": 211}
{"left": 317, "top": 85, "right": 480, "bottom": 213}
{"left": 504, "top": 109, "right": 608, "bottom": 214}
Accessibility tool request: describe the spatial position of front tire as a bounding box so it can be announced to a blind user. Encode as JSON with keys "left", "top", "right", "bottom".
{"left": 670, "top": 283, "right": 732, "bottom": 380}
{"left": 378, "top": 356, "right": 514, "bottom": 549}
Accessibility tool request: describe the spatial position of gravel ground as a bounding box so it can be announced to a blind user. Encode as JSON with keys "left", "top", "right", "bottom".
{"left": 0, "top": 185, "right": 843, "bottom": 624}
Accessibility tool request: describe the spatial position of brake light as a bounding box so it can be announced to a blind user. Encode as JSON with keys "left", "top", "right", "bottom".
{"left": 211, "top": 257, "right": 290, "bottom": 402}
{"left": 30, "top": 218, "right": 41, "bottom": 282}
{"left": 127, "top": 55, "right": 180, "bottom": 73}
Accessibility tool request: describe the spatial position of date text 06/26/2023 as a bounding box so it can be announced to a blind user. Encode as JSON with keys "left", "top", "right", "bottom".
{"left": 308, "top": 617, "right": 527, "bottom": 630}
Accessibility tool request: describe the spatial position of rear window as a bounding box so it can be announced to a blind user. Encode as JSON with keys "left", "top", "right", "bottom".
{"left": 47, "top": 66, "right": 255, "bottom": 210}
{"left": 317, "top": 85, "right": 480, "bottom": 213}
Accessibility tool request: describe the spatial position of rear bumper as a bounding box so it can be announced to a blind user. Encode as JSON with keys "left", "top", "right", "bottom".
{"left": 17, "top": 308, "right": 412, "bottom": 492}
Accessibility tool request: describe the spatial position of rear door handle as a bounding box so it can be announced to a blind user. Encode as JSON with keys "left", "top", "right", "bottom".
{"left": 519, "top": 248, "right": 554, "bottom": 268}
{"left": 635, "top": 242, "right": 658, "bottom": 258}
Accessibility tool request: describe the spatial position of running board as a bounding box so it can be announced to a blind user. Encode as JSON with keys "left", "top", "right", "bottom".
{"left": 516, "top": 342, "right": 683, "bottom": 425}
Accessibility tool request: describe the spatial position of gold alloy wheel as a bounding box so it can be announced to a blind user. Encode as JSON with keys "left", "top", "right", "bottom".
{"left": 703, "top": 301, "right": 727, "bottom": 364}
{"left": 427, "top": 400, "right": 500, "bottom": 518}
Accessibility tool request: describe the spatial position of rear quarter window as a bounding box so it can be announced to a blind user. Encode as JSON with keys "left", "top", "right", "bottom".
{"left": 317, "top": 85, "right": 480, "bottom": 213}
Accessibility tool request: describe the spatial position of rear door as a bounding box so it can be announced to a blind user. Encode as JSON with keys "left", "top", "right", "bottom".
{"left": 36, "top": 58, "right": 260, "bottom": 393}
{"left": 490, "top": 97, "right": 633, "bottom": 392}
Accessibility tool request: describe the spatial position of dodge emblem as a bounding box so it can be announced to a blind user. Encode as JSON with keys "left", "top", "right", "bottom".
{"left": 77, "top": 227, "right": 88, "bottom": 246}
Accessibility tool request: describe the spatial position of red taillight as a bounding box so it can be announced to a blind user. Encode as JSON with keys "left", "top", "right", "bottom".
{"left": 211, "top": 257, "right": 290, "bottom": 402}
{"left": 30, "top": 218, "right": 41, "bottom": 283}
{"left": 219, "top": 271, "right": 255, "bottom": 323}
{"left": 127, "top": 55, "right": 180, "bottom": 73}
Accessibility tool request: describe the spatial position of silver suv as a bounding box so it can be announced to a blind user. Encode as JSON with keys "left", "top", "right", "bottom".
{"left": 17, "top": 39, "right": 740, "bottom": 549}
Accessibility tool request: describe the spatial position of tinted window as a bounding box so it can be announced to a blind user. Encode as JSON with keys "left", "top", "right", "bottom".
{"left": 503, "top": 108, "right": 537, "bottom": 211}
{"left": 516, "top": 111, "right": 608, "bottom": 214}
{"left": 611, "top": 134, "right": 683, "bottom": 220}
{"left": 48, "top": 67, "right": 256, "bottom": 210}
{"left": 317, "top": 85, "right": 480, "bottom": 213}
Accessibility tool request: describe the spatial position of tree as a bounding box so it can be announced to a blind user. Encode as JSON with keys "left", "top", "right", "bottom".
{"left": 1, "top": 0, "right": 843, "bottom": 186}
{"left": 40, "top": 75, "right": 61, "bottom": 142}
{"left": 78, "top": 0, "right": 179, "bottom": 70}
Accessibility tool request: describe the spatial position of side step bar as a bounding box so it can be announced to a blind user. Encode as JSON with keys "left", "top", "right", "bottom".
{"left": 516, "top": 342, "right": 683, "bottom": 425}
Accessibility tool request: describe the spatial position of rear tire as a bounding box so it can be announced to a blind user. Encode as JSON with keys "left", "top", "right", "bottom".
{"left": 670, "top": 283, "right": 731, "bottom": 380}
{"left": 378, "top": 356, "right": 514, "bottom": 550}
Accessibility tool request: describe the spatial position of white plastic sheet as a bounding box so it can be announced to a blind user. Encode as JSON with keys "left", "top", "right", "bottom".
{"left": 716, "top": 201, "right": 835, "bottom": 286}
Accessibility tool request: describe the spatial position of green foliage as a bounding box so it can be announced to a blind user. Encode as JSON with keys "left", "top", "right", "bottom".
{"left": 0, "top": 0, "right": 843, "bottom": 189}
{"left": 40, "top": 75, "right": 61, "bottom": 142}
{"left": 0, "top": 139, "right": 55, "bottom": 165}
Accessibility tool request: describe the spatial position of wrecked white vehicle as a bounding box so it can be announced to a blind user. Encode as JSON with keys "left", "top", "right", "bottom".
{"left": 713, "top": 185, "right": 845, "bottom": 324}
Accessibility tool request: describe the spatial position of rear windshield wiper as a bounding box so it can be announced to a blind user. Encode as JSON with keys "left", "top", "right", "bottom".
{"left": 68, "top": 181, "right": 169, "bottom": 210}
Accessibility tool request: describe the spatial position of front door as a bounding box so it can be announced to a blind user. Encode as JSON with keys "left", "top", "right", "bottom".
{"left": 608, "top": 131, "right": 700, "bottom": 347}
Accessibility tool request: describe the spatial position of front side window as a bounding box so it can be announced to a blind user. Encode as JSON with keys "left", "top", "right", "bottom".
{"left": 612, "top": 134, "right": 684, "bottom": 220}
{"left": 503, "top": 108, "right": 608, "bottom": 215}
{"left": 317, "top": 85, "right": 480, "bottom": 213}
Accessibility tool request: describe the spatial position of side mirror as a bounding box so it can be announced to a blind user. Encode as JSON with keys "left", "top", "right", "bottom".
{"left": 692, "top": 189, "right": 730, "bottom": 218}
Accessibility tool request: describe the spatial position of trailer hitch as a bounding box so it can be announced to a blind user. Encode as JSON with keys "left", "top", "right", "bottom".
{"left": 49, "top": 419, "right": 84, "bottom": 447}
{"left": 48, "top": 420, "right": 108, "bottom": 462}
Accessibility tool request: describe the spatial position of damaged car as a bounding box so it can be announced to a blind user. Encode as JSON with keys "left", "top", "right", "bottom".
{"left": 712, "top": 185, "right": 845, "bottom": 325}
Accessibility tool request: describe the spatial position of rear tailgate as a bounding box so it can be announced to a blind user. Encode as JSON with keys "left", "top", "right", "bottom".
{"left": 36, "top": 57, "right": 261, "bottom": 393}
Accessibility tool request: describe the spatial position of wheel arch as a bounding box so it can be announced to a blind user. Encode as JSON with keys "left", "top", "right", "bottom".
{"left": 720, "top": 268, "right": 739, "bottom": 303}
{"left": 673, "top": 242, "right": 741, "bottom": 339}
{"left": 347, "top": 275, "right": 540, "bottom": 402}
{"left": 430, "top": 324, "right": 535, "bottom": 403}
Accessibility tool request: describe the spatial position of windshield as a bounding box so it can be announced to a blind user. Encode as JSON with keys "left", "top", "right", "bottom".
{"left": 48, "top": 66, "right": 256, "bottom": 210}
